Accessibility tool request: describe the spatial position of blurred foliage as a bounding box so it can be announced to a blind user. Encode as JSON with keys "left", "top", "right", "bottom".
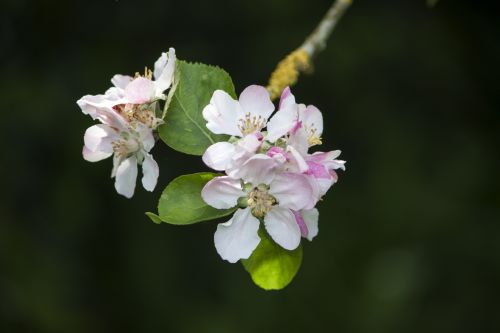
{"left": 1, "top": 0, "right": 499, "bottom": 332}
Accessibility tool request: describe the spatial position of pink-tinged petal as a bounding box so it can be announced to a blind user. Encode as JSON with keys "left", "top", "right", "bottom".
{"left": 83, "top": 124, "right": 116, "bottom": 153}
{"left": 224, "top": 134, "right": 264, "bottom": 177}
{"left": 306, "top": 161, "right": 331, "bottom": 179}
{"left": 82, "top": 146, "right": 112, "bottom": 162}
{"left": 325, "top": 159, "right": 346, "bottom": 171}
{"left": 111, "top": 74, "right": 133, "bottom": 89}
{"left": 78, "top": 92, "right": 129, "bottom": 129}
{"left": 124, "top": 77, "right": 156, "bottom": 104}
{"left": 202, "top": 142, "right": 236, "bottom": 171}
{"left": 269, "top": 173, "right": 318, "bottom": 210}
{"left": 287, "top": 127, "right": 309, "bottom": 156}
{"left": 302, "top": 208, "right": 319, "bottom": 241}
{"left": 154, "top": 48, "right": 176, "bottom": 96}
{"left": 114, "top": 155, "right": 138, "bottom": 198}
{"left": 309, "top": 150, "right": 340, "bottom": 163}
{"left": 287, "top": 145, "right": 309, "bottom": 173}
{"left": 201, "top": 176, "right": 244, "bottom": 209}
{"left": 203, "top": 90, "right": 243, "bottom": 136}
{"left": 236, "top": 132, "right": 263, "bottom": 153}
{"left": 229, "top": 154, "right": 282, "bottom": 185}
{"left": 292, "top": 210, "right": 309, "bottom": 238}
{"left": 77, "top": 94, "right": 124, "bottom": 125}
{"left": 77, "top": 95, "right": 104, "bottom": 118}
{"left": 279, "top": 86, "right": 296, "bottom": 109}
{"left": 316, "top": 177, "right": 335, "bottom": 197}
{"left": 330, "top": 170, "right": 339, "bottom": 183}
{"left": 141, "top": 153, "right": 159, "bottom": 192}
{"left": 266, "top": 146, "right": 289, "bottom": 164}
{"left": 266, "top": 146, "right": 286, "bottom": 157}
{"left": 264, "top": 206, "right": 301, "bottom": 250}
{"left": 266, "top": 103, "right": 298, "bottom": 142}
{"left": 290, "top": 120, "right": 302, "bottom": 135}
{"left": 104, "top": 87, "right": 121, "bottom": 100}
{"left": 299, "top": 104, "right": 323, "bottom": 137}
{"left": 239, "top": 85, "right": 274, "bottom": 121}
{"left": 214, "top": 208, "right": 261, "bottom": 263}
{"left": 309, "top": 151, "right": 346, "bottom": 171}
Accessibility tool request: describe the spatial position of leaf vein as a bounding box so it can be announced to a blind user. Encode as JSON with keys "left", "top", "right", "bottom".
{"left": 174, "top": 94, "right": 215, "bottom": 145}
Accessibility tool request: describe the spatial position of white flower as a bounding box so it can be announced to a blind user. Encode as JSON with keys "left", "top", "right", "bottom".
{"left": 267, "top": 86, "right": 323, "bottom": 146}
{"left": 201, "top": 172, "right": 319, "bottom": 263}
{"left": 202, "top": 85, "right": 281, "bottom": 182}
{"left": 77, "top": 49, "right": 176, "bottom": 197}
{"left": 116, "top": 47, "right": 176, "bottom": 103}
{"left": 265, "top": 87, "right": 345, "bottom": 196}
{"left": 200, "top": 85, "right": 346, "bottom": 262}
{"left": 82, "top": 121, "right": 159, "bottom": 198}
{"left": 202, "top": 85, "right": 275, "bottom": 137}
{"left": 77, "top": 48, "right": 176, "bottom": 130}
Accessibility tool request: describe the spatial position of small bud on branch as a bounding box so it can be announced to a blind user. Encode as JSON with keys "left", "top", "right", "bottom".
{"left": 266, "top": 0, "right": 352, "bottom": 100}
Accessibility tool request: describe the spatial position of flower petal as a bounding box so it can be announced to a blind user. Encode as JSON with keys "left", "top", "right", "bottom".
{"left": 111, "top": 74, "right": 133, "bottom": 89}
{"left": 309, "top": 151, "right": 346, "bottom": 171}
{"left": 287, "top": 126, "right": 309, "bottom": 156}
{"left": 269, "top": 173, "right": 318, "bottom": 210}
{"left": 201, "top": 176, "right": 244, "bottom": 209}
{"left": 291, "top": 210, "right": 309, "bottom": 238}
{"left": 287, "top": 145, "right": 309, "bottom": 173}
{"left": 114, "top": 155, "right": 138, "bottom": 198}
{"left": 306, "top": 161, "right": 331, "bottom": 179}
{"left": 279, "top": 86, "right": 296, "bottom": 109}
{"left": 82, "top": 146, "right": 112, "bottom": 162}
{"left": 238, "top": 85, "right": 274, "bottom": 121}
{"left": 315, "top": 177, "right": 335, "bottom": 197}
{"left": 302, "top": 208, "right": 319, "bottom": 241}
{"left": 77, "top": 94, "right": 126, "bottom": 126}
{"left": 135, "top": 123, "right": 155, "bottom": 152}
{"left": 203, "top": 90, "right": 243, "bottom": 136}
{"left": 228, "top": 154, "right": 282, "bottom": 185}
{"left": 264, "top": 206, "right": 301, "bottom": 250}
{"left": 214, "top": 208, "right": 261, "bottom": 263}
{"left": 141, "top": 153, "right": 159, "bottom": 192}
{"left": 154, "top": 48, "right": 176, "bottom": 96}
{"left": 124, "top": 77, "right": 156, "bottom": 104}
{"left": 266, "top": 103, "right": 298, "bottom": 142}
{"left": 202, "top": 142, "right": 236, "bottom": 171}
{"left": 299, "top": 105, "right": 323, "bottom": 137}
{"left": 83, "top": 124, "right": 116, "bottom": 153}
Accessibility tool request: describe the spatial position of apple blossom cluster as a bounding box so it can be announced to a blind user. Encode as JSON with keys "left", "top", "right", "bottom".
{"left": 77, "top": 49, "right": 176, "bottom": 198}
{"left": 200, "top": 85, "right": 346, "bottom": 263}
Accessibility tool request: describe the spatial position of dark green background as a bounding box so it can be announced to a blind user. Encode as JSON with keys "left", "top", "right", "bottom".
{"left": 1, "top": 0, "right": 499, "bottom": 332}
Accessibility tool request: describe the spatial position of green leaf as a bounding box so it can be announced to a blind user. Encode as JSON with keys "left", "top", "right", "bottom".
{"left": 145, "top": 212, "right": 162, "bottom": 224}
{"left": 159, "top": 61, "right": 236, "bottom": 155}
{"left": 156, "top": 172, "right": 236, "bottom": 225}
{"left": 242, "top": 227, "right": 303, "bottom": 290}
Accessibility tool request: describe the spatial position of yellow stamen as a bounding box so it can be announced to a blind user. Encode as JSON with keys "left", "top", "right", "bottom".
{"left": 247, "top": 186, "right": 276, "bottom": 218}
{"left": 238, "top": 112, "right": 266, "bottom": 136}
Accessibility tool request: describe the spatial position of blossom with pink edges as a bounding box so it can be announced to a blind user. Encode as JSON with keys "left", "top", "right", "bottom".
{"left": 200, "top": 85, "right": 346, "bottom": 262}
{"left": 77, "top": 49, "right": 175, "bottom": 197}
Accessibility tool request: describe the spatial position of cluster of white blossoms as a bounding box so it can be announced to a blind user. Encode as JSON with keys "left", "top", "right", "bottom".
{"left": 201, "top": 85, "right": 346, "bottom": 263}
{"left": 77, "top": 49, "right": 176, "bottom": 198}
